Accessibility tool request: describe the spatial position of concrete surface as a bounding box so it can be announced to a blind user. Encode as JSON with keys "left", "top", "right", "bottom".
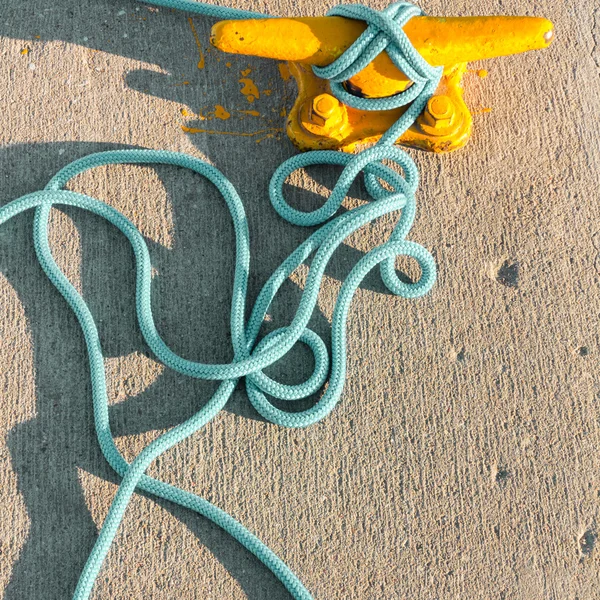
{"left": 0, "top": 0, "right": 599, "bottom": 598}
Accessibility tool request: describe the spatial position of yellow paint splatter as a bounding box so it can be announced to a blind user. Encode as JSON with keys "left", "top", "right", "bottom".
{"left": 182, "top": 125, "right": 283, "bottom": 140}
{"left": 262, "top": 89, "right": 272, "bottom": 96}
{"left": 34, "top": 35, "right": 40, "bottom": 39}
{"left": 174, "top": 81, "right": 190, "bottom": 86}
{"left": 482, "top": 107, "right": 493, "bottom": 113}
{"left": 239, "top": 78, "right": 260, "bottom": 103}
{"left": 278, "top": 63, "right": 291, "bottom": 81}
{"left": 238, "top": 109, "right": 260, "bottom": 117}
{"left": 241, "top": 68, "right": 252, "bottom": 77}
{"left": 188, "top": 17, "right": 205, "bottom": 69}
{"left": 214, "top": 104, "right": 231, "bottom": 120}
{"left": 185, "top": 105, "right": 232, "bottom": 121}
{"left": 180, "top": 107, "right": 206, "bottom": 120}
{"left": 255, "top": 133, "right": 280, "bottom": 144}
{"left": 20, "top": 47, "right": 29, "bottom": 55}
{"left": 225, "top": 62, "right": 232, "bottom": 68}
{"left": 197, "top": 107, "right": 210, "bottom": 120}
{"left": 280, "top": 106, "right": 287, "bottom": 117}
{"left": 469, "top": 68, "right": 489, "bottom": 79}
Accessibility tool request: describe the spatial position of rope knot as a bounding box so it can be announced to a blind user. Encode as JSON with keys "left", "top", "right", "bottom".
{"left": 314, "top": 2, "right": 443, "bottom": 115}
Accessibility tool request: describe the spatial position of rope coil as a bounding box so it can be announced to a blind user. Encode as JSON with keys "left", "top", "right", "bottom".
{"left": 1, "top": 2, "right": 442, "bottom": 598}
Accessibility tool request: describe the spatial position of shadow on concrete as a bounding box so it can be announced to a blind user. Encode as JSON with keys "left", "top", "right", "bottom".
{"left": 0, "top": 1, "right": 416, "bottom": 597}
{"left": 1, "top": 139, "right": 317, "bottom": 599}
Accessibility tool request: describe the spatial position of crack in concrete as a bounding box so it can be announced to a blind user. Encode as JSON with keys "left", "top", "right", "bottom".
{"left": 593, "top": 8, "right": 600, "bottom": 70}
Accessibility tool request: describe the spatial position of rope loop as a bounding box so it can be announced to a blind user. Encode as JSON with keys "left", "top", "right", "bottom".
{"left": 247, "top": 327, "right": 330, "bottom": 401}
{"left": 269, "top": 146, "right": 415, "bottom": 227}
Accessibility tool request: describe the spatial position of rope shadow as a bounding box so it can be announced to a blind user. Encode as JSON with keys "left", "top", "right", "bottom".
{"left": 0, "top": 140, "right": 321, "bottom": 599}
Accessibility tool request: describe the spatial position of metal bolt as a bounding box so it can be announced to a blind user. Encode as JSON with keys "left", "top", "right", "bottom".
{"left": 309, "top": 93, "right": 343, "bottom": 127}
{"left": 313, "top": 94, "right": 339, "bottom": 118}
{"left": 423, "top": 95, "right": 455, "bottom": 129}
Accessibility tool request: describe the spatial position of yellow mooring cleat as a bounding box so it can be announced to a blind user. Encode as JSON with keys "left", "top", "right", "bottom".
{"left": 211, "top": 15, "right": 554, "bottom": 153}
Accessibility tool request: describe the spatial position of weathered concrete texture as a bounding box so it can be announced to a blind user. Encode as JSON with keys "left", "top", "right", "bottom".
{"left": 0, "top": 0, "right": 599, "bottom": 598}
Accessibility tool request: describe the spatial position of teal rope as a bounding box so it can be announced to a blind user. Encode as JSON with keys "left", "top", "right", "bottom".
{"left": 0, "top": 2, "right": 443, "bottom": 598}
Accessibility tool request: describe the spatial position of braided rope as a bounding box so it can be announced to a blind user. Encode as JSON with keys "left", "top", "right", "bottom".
{"left": 0, "top": 2, "right": 443, "bottom": 598}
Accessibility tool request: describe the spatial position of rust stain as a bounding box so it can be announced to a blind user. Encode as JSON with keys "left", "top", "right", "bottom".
{"left": 188, "top": 17, "right": 205, "bottom": 69}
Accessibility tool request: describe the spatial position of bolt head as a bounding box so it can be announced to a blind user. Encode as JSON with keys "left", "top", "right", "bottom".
{"left": 424, "top": 95, "right": 455, "bottom": 129}
{"left": 312, "top": 93, "right": 339, "bottom": 119}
